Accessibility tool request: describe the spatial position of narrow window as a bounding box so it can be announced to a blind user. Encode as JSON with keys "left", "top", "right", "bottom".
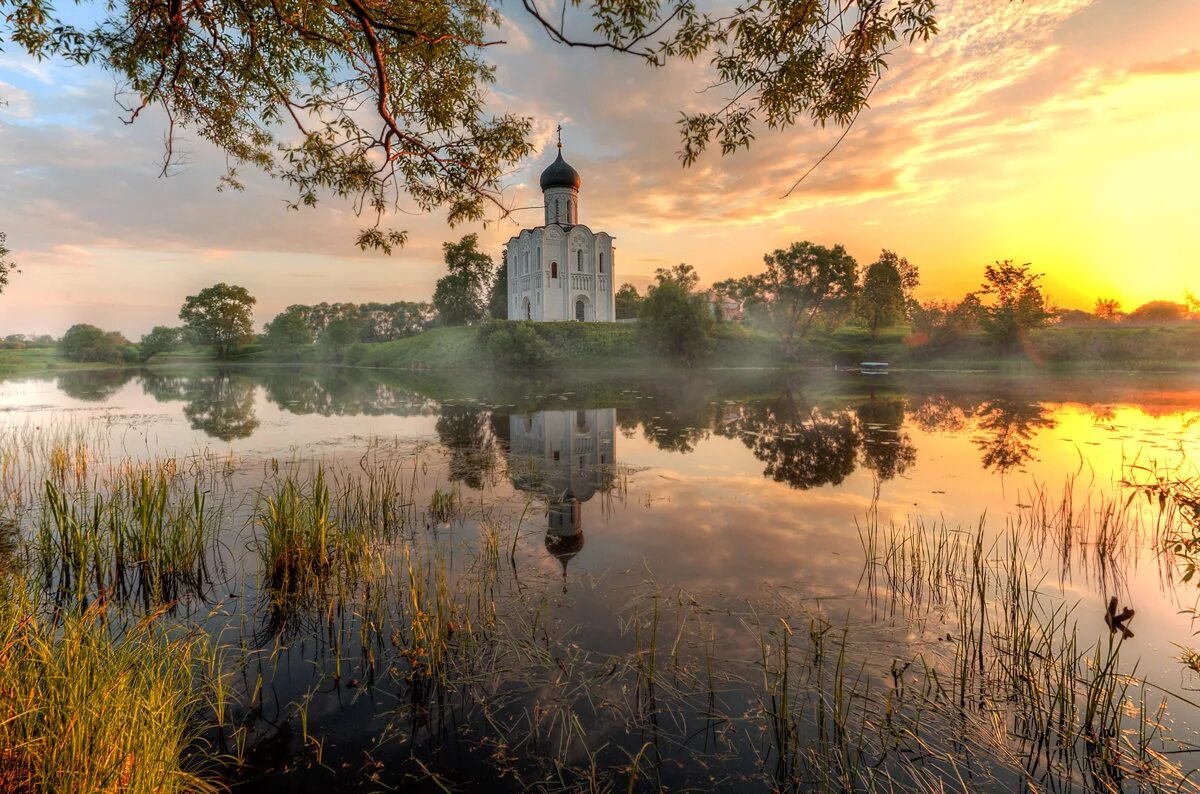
{"left": 599, "top": 253, "right": 604, "bottom": 274}
{"left": 553, "top": 450, "right": 560, "bottom": 462}
{"left": 577, "top": 250, "right": 582, "bottom": 271}
{"left": 576, "top": 410, "right": 587, "bottom": 429}
{"left": 551, "top": 262, "right": 558, "bottom": 278}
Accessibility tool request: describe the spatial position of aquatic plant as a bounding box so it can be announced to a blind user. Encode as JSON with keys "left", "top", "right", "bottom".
{"left": 34, "top": 467, "right": 215, "bottom": 606}
{"left": 255, "top": 467, "right": 363, "bottom": 597}
{"left": 0, "top": 588, "right": 218, "bottom": 793}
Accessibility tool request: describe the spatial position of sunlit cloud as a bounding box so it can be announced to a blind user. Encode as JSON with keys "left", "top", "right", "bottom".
{"left": 1, "top": 0, "right": 1198, "bottom": 335}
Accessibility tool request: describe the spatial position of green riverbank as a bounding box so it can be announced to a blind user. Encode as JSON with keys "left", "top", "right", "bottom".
{"left": 5, "top": 322, "right": 1200, "bottom": 378}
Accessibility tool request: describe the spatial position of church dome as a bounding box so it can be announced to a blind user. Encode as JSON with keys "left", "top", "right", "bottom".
{"left": 539, "top": 151, "right": 581, "bottom": 191}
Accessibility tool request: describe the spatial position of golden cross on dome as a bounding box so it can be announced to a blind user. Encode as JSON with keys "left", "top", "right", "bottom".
{"left": 556, "top": 124, "right": 562, "bottom": 151}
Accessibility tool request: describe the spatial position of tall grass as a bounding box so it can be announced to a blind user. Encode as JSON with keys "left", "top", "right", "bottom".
{"left": 0, "top": 588, "right": 219, "bottom": 792}
{"left": 2, "top": 417, "right": 1198, "bottom": 791}
{"left": 34, "top": 467, "right": 215, "bottom": 606}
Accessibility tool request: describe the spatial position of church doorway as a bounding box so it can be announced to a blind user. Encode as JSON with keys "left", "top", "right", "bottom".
{"left": 522, "top": 297, "right": 531, "bottom": 320}
{"left": 575, "top": 298, "right": 586, "bottom": 322}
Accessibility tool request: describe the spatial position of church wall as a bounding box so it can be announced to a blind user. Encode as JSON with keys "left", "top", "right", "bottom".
{"left": 543, "top": 187, "right": 578, "bottom": 225}
{"left": 504, "top": 152, "right": 616, "bottom": 322}
{"left": 507, "top": 226, "right": 615, "bottom": 322}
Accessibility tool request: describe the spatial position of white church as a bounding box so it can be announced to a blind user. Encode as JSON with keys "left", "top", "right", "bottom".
{"left": 506, "top": 132, "right": 616, "bottom": 322}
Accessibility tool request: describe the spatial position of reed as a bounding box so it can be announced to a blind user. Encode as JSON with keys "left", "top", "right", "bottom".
{"left": 256, "top": 467, "right": 362, "bottom": 597}
{"left": 34, "top": 466, "right": 214, "bottom": 606}
{"left": 0, "top": 587, "right": 218, "bottom": 793}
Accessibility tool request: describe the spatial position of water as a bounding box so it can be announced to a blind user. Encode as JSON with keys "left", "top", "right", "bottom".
{"left": 3, "top": 365, "right": 1200, "bottom": 790}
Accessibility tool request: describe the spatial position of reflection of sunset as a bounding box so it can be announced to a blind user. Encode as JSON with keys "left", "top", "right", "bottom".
{"left": 5, "top": 367, "right": 1200, "bottom": 786}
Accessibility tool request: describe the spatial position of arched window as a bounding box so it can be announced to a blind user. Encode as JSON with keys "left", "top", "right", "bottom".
{"left": 599, "top": 253, "right": 604, "bottom": 274}
{"left": 551, "top": 262, "right": 558, "bottom": 278}
{"left": 575, "top": 299, "right": 585, "bottom": 322}
{"left": 576, "top": 410, "right": 587, "bottom": 429}
{"left": 577, "top": 250, "right": 583, "bottom": 271}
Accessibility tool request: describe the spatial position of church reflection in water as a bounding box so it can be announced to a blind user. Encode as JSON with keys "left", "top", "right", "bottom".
{"left": 506, "top": 408, "right": 616, "bottom": 586}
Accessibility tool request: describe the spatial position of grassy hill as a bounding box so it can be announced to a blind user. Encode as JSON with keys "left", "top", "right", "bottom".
{"left": 341, "top": 322, "right": 782, "bottom": 370}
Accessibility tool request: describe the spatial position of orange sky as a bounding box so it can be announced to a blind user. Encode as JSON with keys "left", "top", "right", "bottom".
{"left": 1, "top": 0, "right": 1199, "bottom": 334}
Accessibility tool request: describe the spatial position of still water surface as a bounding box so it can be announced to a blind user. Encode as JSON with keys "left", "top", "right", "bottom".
{"left": 3, "top": 365, "right": 1200, "bottom": 789}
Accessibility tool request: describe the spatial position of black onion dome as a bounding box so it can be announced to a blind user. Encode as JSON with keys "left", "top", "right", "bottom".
{"left": 539, "top": 151, "right": 581, "bottom": 191}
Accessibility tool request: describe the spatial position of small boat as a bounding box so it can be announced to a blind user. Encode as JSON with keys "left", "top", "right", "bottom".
{"left": 859, "top": 361, "right": 889, "bottom": 376}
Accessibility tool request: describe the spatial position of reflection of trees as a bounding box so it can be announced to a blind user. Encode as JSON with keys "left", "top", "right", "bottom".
{"left": 615, "top": 386, "right": 714, "bottom": 454}
{"left": 972, "top": 399, "right": 1056, "bottom": 473}
{"left": 908, "top": 394, "right": 971, "bottom": 434}
{"left": 909, "top": 392, "right": 1058, "bottom": 474}
{"left": 55, "top": 369, "right": 137, "bottom": 401}
{"left": 635, "top": 412, "right": 710, "bottom": 453}
{"left": 716, "top": 393, "right": 860, "bottom": 489}
{"left": 140, "top": 370, "right": 260, "bottom": 441}
{"left": 435, "top": 406, "right": 499, "bottom": 489}
{"left": 856, "top": 398, "right": 916, "bottom": 481}
{"left": 259, "top": 368, "right": 434, "bottom": 416}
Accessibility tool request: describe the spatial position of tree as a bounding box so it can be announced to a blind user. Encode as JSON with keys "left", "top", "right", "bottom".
{"left": 908, "top": 295, "right": 981, "bottom": 355}
{"left": 874, "top": 249, "right": 919, "bottom": 319}
{"left": 0, "top": 232, "right": 15, "bottom": 295}
{"left": 320, "top": 317, "right": 359, "bottom": 361}
{"left": 263, "top": 309, "right": 314, "bottom": 355}
{"left": 977, "top": 261, "right": 1050, "bottom": 350}
{"left": 1, "top": 1, "right": 936, "bottom": 249}
{"left": 856, "top": 258, "right": 906, "bottom": 342}
{"left": 615, "top": 283, "right": 643, "bottom": 320}
{"left": 1128, "top": 301, "right": 1188, "bottom": 324}
{"left": 1094, "top": 298, "right": 1121, "bottom": 321}
{"left": 722, "top": 242, "right": 858, "bottom": 358}
{"left": 179, "top": 283, "right": 257, "bottom": 359}
{"left": 138, "top": 326, "right": 180, "bottom": 362}
{"left": 488, "top": 259, "right": 508, "bottom": 320}
{"left": 59, "top": 324, "right": 130, "bottom": 363}
{"left": 638, "top": 265, "right": 713, "bottom": 363}
{"left": 654, "top": 264, "right": 701, "bottom": 293}
{"left": 432, "top": 234, "right": 494, "bottom": 326}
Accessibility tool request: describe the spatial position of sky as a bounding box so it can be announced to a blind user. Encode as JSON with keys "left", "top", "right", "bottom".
{"left": 1, "top": 0, "right": 1199, "bottom": 336}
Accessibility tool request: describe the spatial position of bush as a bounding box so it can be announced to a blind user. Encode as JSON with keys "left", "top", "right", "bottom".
{"left": 1128, "top": 301, "right": 1188, "bottom": 324}
{"left": 481, "top": 321, "right": 553, "bottom": 368}
{"left": 58, "top": 324, "right": 131, "bottom": 363}
{"left": 637, "top": 279, "right": 714, "bottom": 363}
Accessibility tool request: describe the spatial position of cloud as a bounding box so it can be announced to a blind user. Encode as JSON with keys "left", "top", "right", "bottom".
{"left": 3, "top": 0, "right": 1199, "bottom": 334}
{"left": 1127, "top": 49, "right": 1200, "bottom": 77}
